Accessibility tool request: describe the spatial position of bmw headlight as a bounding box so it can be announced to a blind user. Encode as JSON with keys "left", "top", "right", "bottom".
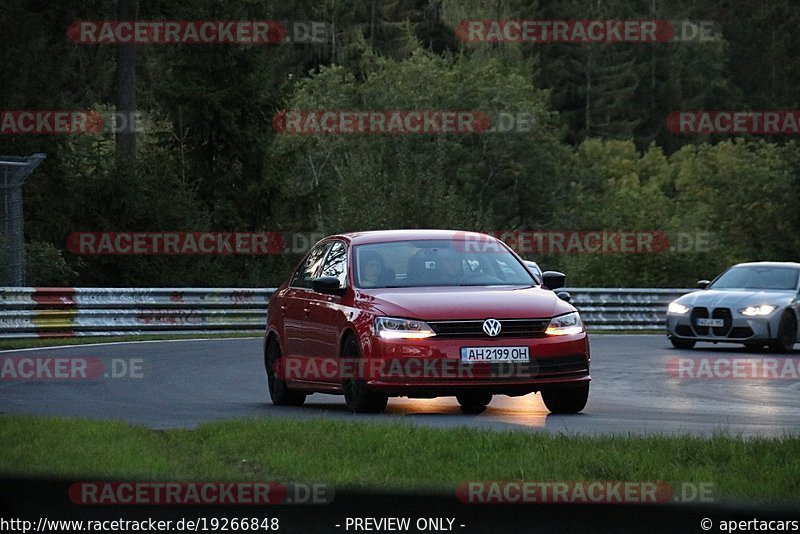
{"left": 374, "top": 317, "right": 436, "bottom": 339}
{"left": 668, "top": 302, "right": 690, "bottom": 314}
{"left": 739, "top": 305, "right": 777, "bottom": 316}
{"left": 545, "top": 312, "right": 584, "bottom": 336}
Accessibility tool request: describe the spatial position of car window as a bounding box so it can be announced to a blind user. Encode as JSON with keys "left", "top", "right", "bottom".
{"left": 354, "top": 239, "right": 533, "bottom": 288}
{"left": 710, "top": 266, "right": 800, "bottom": 290}
{"left": 320, "top": 241, "right": 348, "bottom": 287}
{"left": 291, "top": 242, "right": 332, "bottom": 289}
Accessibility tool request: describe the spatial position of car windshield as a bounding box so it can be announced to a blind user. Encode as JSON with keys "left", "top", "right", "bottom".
{"left": 354, "top": 239, "right": 534, "bottom": 288}
{"left": 710, "top": 266, "right": 799, "bottom": 290}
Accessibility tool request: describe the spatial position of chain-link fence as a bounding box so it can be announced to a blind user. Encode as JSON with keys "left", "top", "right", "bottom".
{"left": 0, "top": 153, "right": 46, "bottom": 286}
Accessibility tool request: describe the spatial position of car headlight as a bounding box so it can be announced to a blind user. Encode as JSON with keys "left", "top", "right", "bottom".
{"left": 739, "top": 305, "right": 777, "bottom": 316}
{"left": 374, "top": 317, "right": 436, "bottom": 339}
{"left": 668, "top": 302, "right": 690, "bottom": 314}
{"left": 545, "top": 312, "right": 584, "bottom": 336}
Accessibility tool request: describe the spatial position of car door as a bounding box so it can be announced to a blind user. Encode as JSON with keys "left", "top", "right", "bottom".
{"left": 282, "top": 242, "right": 331, "bottom": 361}
{"left": 309, "top": 240, "right": 349, "bottom": 383}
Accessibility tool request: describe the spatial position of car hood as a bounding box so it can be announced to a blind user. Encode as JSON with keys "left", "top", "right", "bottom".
{"left": 355, "top": 285, "right": 573, "bottom": 320}
{"left": 675, "top": 289, "right": 796, "bottom": 309}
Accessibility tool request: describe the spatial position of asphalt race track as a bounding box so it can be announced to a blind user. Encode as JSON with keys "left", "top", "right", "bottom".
{"left": 1, "top": 335, "right": 799, "bottom": 437}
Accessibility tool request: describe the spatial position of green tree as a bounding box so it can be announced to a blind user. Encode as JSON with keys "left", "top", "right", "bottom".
{"left": 269, "top": 48, "right": 568, "bottom": 234}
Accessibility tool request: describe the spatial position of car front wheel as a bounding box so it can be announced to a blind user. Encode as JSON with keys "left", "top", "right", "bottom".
{"left": 541, "top": 383, "right": 589, "bottom": 414}
{"left": 341, "top": 335, "right": 388, "bottom": 414}
{"left": 770, "top": 312, "right": 797, "bottom": 353}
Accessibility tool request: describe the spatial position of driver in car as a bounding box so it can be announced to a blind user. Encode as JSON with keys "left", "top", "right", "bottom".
{"left": 438, "top": 255, "right": 463, "bottom": 282}
{"left": 360, "top": 252, "right": 387, "bottom": 288}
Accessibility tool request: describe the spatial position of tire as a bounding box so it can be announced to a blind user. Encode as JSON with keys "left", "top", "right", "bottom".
{"left": 541, "top": 383, "right": 589, "bottom": 414}
{"left": 670, "top": 337, "right": 696, "bottom": 349}
{"left": 456, "top": 393, "right": 492, "bottom": 414}
{"left": 769, "top": 312, "right": 797, "bottom": 353}
{"left": 265, "top": 337, "right": 306, "bottom": 406}
{"left": 341, "top": 335, "right": 388, "bottom": 414}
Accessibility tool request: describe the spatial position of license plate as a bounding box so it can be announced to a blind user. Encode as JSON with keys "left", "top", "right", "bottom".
{"left": 696, "top": 318, "right": 724, "bottom": 327}
{"left": 460, "top": 346, "right": 530, "bottom": 363}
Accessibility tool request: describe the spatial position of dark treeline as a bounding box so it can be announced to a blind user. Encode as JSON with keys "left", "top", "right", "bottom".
{"left": 1, "top": 0, "right": 798, "bottom": 287}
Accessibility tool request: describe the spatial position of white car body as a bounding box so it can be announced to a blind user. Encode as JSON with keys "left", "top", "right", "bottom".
{"left": 666, "top": 262, "right": 800, "bottom": 351}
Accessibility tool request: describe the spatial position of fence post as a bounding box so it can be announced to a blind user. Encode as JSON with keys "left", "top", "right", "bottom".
{"left": 0, "top": 153, "right": 47, "bottom": 286}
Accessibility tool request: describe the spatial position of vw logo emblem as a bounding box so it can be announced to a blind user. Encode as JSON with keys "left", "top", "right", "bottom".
{"left": 482, "top": 318, "right": 502, "bottom": 337}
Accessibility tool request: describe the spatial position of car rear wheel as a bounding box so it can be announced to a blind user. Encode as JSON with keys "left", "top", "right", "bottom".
{"left": 265, "top": 337, "right": 306, "bottom": 406}
{"left": 541, "top": 383, "right": 589, "bottom": 414}
{"left": 341, "top": 335, "right": 388, "bottom": 414}
{"left": 670, "top": 337, "right": 696, "bottom": 349}
{"left": 769, "top": 312, "right": 797, "bottom": 353}
{"left": 456, "top": 393, "right": 492, "bottom": 414}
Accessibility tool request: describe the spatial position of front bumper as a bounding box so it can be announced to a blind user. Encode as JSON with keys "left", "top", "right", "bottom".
{"left": 361, "top": 332, "right": 590, "bottom": 396}
{"left": 666, "top": 308, "right": 781, "bottom": 343}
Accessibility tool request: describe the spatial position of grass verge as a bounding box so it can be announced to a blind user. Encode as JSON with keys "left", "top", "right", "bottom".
{"left": 0, "top": 415, "right": 798, "bottom": 504}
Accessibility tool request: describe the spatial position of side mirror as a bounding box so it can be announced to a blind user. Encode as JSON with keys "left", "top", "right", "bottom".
{"left": 556, "top": 291, "right": 571, "bottom": 302}
{"left": 312, "top": 276, "right": 345, "bottom": 296}
{"left": 697, "top": 280, "right": 710, "bottom": 290}
{"left": 542, "top": 271, "right": 566, "bottom": 291}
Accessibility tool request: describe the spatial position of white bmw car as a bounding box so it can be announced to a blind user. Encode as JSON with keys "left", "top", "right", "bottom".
{"left": 666, "top": 262, "right": 800, "bottom": 352}
{"left": 523, "top": 260, "right": 543, "bottom": 282}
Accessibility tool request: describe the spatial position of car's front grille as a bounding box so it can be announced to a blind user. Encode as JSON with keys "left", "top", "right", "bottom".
{"left": 690, "top": 307, "right": 709, "bottom": 336}
{"left": 689, "top": 307, "right": 737, "bottom": 338}
{"left": 712, "top": 307, "right": 733, "bottom": 337}
{"left": 428, "top": 318, "right": 549, "bottom": 338}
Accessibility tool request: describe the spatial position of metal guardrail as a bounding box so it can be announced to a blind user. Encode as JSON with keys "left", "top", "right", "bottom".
{"left": 565, "top": 288, "right": 694, "bottom": 331}
{"left": 0, "top": 287, "right": 695, "bottom": 338}
{"left": 0, "top": 287, "right": 274, "bottom": 338}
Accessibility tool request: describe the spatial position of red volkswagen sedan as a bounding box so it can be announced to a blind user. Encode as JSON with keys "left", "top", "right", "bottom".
{"left": 264, "top": 230, "right": 590, "bottom": 414}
